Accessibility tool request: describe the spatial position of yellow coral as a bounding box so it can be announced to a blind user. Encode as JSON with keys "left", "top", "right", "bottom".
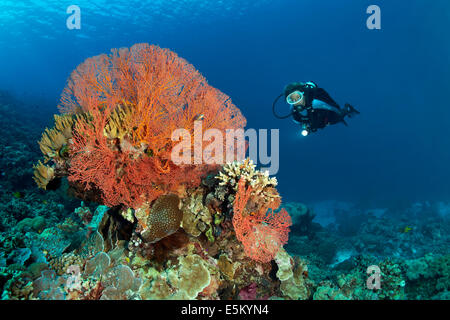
{"left": 167, "top": 254, "right": 211, "bottom": 299}
{"left": 32, "top": 161, "right": 55, "bottom": 190}
{"left": 275, "top": 248, "right": 294, "bottom": 281}
{"left": 217, "top": 159, "right": 279, "bottom": 203}
{"left": 38, "top": 114, "right": 74, "bottom": 160}
{"left": 103, "top": 103, "right": 136, "bottom": 140}
{"left": 139, "top": 277, "right": 174, "bottom": 300}
{"left": 275, "top": 248, "right": 312, "bottom": 300}
{"left": 54, "top": 114, "right": 75, "bottom": 139}
{"left": 217, "top": 254, "right": 239, "bottom": 280}
{"left": 139, "top": 252, "right": 213, "bottom": 300}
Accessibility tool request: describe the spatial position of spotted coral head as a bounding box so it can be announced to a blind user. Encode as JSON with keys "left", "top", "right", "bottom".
{"left": 140, "top": 194, "right": 183, "bottom": 243}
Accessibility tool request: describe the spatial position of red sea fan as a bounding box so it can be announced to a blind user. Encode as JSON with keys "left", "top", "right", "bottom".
{"left": 59, "top": 44, "right": 246, "bottom": 208}
{"left": 233, "top": 178, "right": 292, "bottom": 263}
{"left": 68, "top": 108, "right": 209, "bottom": 208}
{"left": 59, "top": 43, "right": 246, "bottom": 150}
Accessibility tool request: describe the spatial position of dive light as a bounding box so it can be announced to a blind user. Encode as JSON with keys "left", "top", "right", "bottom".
{"left": 301, "top": 123, "right": 309, "bottom": 136}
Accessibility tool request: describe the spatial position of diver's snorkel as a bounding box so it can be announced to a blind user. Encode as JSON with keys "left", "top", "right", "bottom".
{"left": 272, "top": 93, "right": 293, "bottom": 119}
{"left": 272, "top": 90, "right": 306, "bottom": 119}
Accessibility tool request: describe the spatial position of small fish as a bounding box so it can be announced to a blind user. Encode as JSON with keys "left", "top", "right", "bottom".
{"left": 58, "top": 144, "right": 69, "bottom": 158}
{"left": 145, "top": 148, "right": 154, "bottom": 157}
{"left": 402, "top": 226, "right": 413, "bottom": 233}
{"left": 12, "top": 191, "right": 24, "bottom": 199}
{"left": 192, "top": 113, "right": 204, "bottom": 121}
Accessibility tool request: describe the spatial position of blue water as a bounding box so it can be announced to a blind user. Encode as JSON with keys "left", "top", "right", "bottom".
{"left": 1, "top": 0, "right": 449, "bottom": 205}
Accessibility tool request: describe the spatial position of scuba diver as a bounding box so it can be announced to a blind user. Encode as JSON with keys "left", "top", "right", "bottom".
{"left": 272, "top": 81, "right": 360, "bottom": 136}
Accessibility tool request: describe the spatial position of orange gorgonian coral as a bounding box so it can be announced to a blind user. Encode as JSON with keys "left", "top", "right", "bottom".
{"left": 233, "top": 178, "right": 292, "bottom": 263}
{"left": 59, "top": 43, "right": 246, "bottom": 208}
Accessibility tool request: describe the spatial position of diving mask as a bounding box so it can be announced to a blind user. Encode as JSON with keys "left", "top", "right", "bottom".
{"left": 286, "top": 90, "right": 304, "bottom": 106}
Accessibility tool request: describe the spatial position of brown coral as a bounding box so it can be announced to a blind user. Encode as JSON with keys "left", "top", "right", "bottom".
{"left": 181, "top": 190, "right": 212, "bottom": 237}
{"left": 167, "top": 254, "right": 212, "bottom": 299}
{"left": 218, "top": 254, "right": 239, "bottom": 281}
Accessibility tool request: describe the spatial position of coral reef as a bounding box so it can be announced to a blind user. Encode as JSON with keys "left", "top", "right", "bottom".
{"left": 0, "top": 46, "right": 302, "bottom": 301}
{"left": 1, "top": 152, "right": 302, "bottom": 301}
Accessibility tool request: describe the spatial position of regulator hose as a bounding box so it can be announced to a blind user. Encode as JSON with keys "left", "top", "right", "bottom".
{"left": 272, "top": 93, "right": 293, "bottom": 119}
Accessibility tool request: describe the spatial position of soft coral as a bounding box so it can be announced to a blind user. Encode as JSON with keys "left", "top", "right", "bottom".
{"left": 59, "top": 43, "right": 246, "bottom": 208}
{"left": 233, "top": 178, "right": 292, "bottom": 263}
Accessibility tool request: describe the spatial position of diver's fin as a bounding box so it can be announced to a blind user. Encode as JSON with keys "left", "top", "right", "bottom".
{"left": 344, "top": 103, "right": 360, "bottom": 118}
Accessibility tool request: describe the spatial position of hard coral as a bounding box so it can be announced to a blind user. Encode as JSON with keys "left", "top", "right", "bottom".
{"left": 167, "top": 253, "right": 212, "bottom": 299}
{"left": 275, "top": 249, "right": 312, "bottom": 300}
{"left": 181, "top": 190, "right": 212, "bottom": 237}
{"left": 216, "top": 158, "right": 281, "bottom": 214}
{"left": 217, "top": 159, "right": 278, "bottom": 191}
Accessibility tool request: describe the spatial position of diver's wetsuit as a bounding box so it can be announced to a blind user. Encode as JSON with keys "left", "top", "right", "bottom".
{"left": 285, "top": 82, "right": 344, "bottom": 131}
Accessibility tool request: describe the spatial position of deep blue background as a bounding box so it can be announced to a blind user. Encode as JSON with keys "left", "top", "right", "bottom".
{"left": 1, "top": 0, "right": 449, "bottom": 206}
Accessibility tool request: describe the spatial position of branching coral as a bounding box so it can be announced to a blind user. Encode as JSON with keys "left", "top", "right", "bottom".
{"left": 217, "top": 158, "right": 278, "bottom": 192}
{"left": 216, "top": 158, "right": 280, "bottom": 211}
